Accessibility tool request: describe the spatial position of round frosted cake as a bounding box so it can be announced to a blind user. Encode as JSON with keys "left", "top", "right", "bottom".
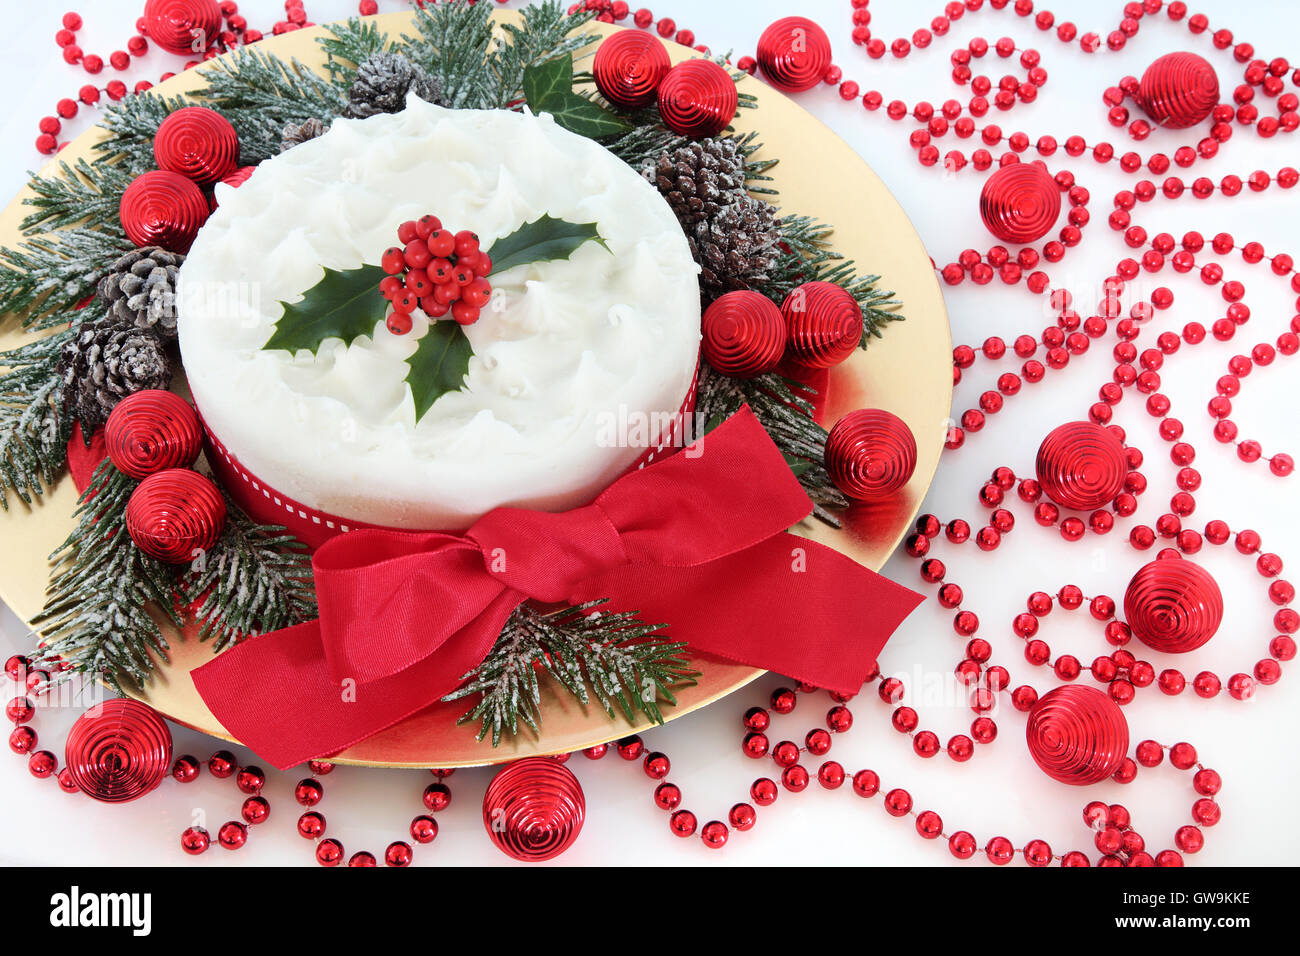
{"left": 177, "top": 97, "right": 701, "bottom": 530}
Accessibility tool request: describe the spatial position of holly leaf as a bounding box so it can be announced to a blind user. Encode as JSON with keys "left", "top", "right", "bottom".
{"left": 522, "top": 53, "right": 632, "bottom": 140}
{"left": 487, "top": 214, "right": 610, "bottom": 275}
{"left": 405, "top": 320, "right": 474, "bottom": 422}
{"left": 538, "top": 96, "right": 633, "bottom": 139}
{"left": 521, "top": 53, "right": 575, "bottom": 112}
{"left": 262, "top": 264, "right": 388, "bottom": 354}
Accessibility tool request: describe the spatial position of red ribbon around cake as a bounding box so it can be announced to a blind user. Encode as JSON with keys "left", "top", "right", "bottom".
{"left": 189, "top": 407, "right": 923, "bottom": 770}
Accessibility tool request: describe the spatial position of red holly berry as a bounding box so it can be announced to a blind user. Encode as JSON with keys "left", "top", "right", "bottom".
{"left": 434, "top": 282, "right": 461, "bottom": 305}
{"left": 403, "top": 239, "right": 431, "bottom": 269}
{"left": 451, "top": 302, "right": 480, "bottom": 325}
{"left": 392, "top": 291, "right": 417, "bottom": 314}
{"left": 428, "top": 229, "right": 455, "bottom": 258}
{"left": 477, "top": 253, "right": 493, "bottom": 277}
{"left": 429, "top": 258, "right": 454, "bottom": 284}
{"left": 381, "top": 247, "right": 406, "bottom": 275}
{"left": 454, "top": 230, "right": 480, "bottom": 259}
{"left": 397, "top": 220, "right": 420, "bottom": 244}
{"left": 379, "top": 275, "right": 403, "bottom": 299}
{"left": 421, "top": 296, "right": 449, "bottom": 318}
{"left": 462, "top": 277, "right": 492, "bottom": 308}
{"left": 387, "top": 313, "right": 413, "bottom": 336}
{"left": 417, "top": 214, "right": 441, "bottom": 238}
{"left": 406, "top": 269, "right": 432, "bottom": 297}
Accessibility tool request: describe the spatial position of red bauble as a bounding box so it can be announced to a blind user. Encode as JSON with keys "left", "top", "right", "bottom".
{"left": 105, "top": 390, "right": 202, "bottom": 479}
{"left": 125, "top": 468, "right": 226, "bottom": 563}
{"left": 119, "top": 170, "right": 209, "bottom": 253}
{"left": 142, "top": 0, "right": 222, "bottom": 55}
{"left": 1035, "top": 422, "right": 1127, "bottom": 510}
{"left": 657, "top": 59, "right": 738, "bottom": 138}
{"left": 782, "top": 280, "right": 863, "bottom": 368}
{"left": 63, "top": 698, "right": 173, "bottom": 802}
{"left": 593, "top": 29, "right": 670, "bottom": 108}
{"left": 1124, "top": 556, "right": 1223, "bottom": 653}
{"left": 1025, "top": 686, "right": 1129, "bottom": 785}
{"left": 825, "top": 409, "right": 917, "bottom": 500}
{"left": 1138, "top": 52, "right": 1219, "bottom": 130}
{"left": 701, "top": 291, "right": 785, "bottom": 377}
{"left": 979, "top": 162, "right": 1061, "bottom": 244}
{"left": 482, "top": 757, "right": 585, "bottom": 862}
{"left": 154, "top": 106, "right": 239, "bottom": 185}
{"left": 219, "top": 166, "right": 257, "bottom": 189}
{"left": 756, "top": 17, "right": 833, "bottom": 93}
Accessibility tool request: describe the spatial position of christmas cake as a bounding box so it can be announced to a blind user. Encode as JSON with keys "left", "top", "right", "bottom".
{"left": 177, "top": 97, "right": 701, "bottom": 530}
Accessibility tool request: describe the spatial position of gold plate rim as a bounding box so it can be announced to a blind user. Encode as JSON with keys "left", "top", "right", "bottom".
{"left": 0, "top": 10, "right": 952, "bottom": 768}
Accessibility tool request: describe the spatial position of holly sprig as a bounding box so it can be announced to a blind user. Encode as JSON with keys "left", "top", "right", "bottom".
{"left": 261, "top": 215, "right": 609, "bottom": 421}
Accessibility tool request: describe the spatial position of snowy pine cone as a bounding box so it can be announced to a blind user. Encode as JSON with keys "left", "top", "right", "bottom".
{"left": 58, "top": 321, "right": 172, "bottom": 433}
{"left": 687, "top": 199, "right": 782, "bottom": 303}
{"left": 344, "top": 52, "right": 448, "bottom": 119}
{"left": 281, "top": 116, "right": 328, "bottom": 152}
{"left": 646, "top": 138, "right": 749, "bottom": 225}
{"left": 96, "top": 246, "right": 184, "bottom": 342}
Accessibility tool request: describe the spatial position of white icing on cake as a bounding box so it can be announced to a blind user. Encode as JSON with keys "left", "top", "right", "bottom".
{"left": 177, "top": 98, "right": 701, "bottom": 530}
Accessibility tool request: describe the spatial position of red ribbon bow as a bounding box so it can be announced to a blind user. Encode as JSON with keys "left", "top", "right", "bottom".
{"left": 191, "top": 408, "right": 922, "bottom": 769}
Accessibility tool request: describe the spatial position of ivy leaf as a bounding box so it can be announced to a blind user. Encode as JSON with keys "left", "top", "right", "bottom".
{"left": 487, "top": 214, "right": 610, "bottom": 275}
{"left": 522, "top": 53, "right": 632, "bottom": 140}
{"left": 262, "top": 264, "right": 388, "bottom": 354}
{"left": 405, "top": 320, "right": 474, "bottom": 422}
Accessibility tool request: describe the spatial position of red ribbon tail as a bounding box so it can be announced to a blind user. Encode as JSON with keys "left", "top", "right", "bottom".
{"left": 190, "top": 592, "right": 520, "bottom": 770}
{"left": 576, "top": 532, "right": 923, "bottom": 696}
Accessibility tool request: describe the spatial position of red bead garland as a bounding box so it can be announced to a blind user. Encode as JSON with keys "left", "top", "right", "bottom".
{"left": 700, "top": 290, "right": 785, "bottom": 377}
{"left": 154, "top": 106, "right": 240, "bottom": 185}
{"left": 119, "top": 170, "right": 210, "bottom": 253}
{"left": 657, "top": 58, "right": 737, "bottom": 138}
{"left": 104, "top": 389, "right": 203, "bottom": 479}
{"left": 125, "top": 468, "right": 226, "bottom": 563}
{"left": 979, "top": 161, "right": 1062, "bottom": 244}
{"left": 1138, "top": 52, "right": 1220, "bottom": 129}
{"left": 756, "top": 17, "right": 834, "bottom": 93}
{"left": 481, "top": 758, "right": 586, "bottom": 862}
{"left": 593, "top": 28, "right": 671, "bottom": 108}
{"left": 1025, "top": 686, "right": 1130, "bottom": 785}
{"left": 1124, "top": 556, "right": 1224, "bottom": 653}
{"left": 63, "top": 698, "right": 172, "bottom": 802}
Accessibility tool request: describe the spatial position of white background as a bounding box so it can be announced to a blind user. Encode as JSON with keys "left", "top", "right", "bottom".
{"left": 2, "top": 0, "right": 1298, "bottom": 867}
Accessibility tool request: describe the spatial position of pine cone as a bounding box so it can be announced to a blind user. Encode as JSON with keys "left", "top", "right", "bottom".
{"left": 95, "top": 246, "right": 184, "bottom": 342}
{"left": 645, "top": 138, "right": 748, "bottom": 225}
{"left": 281, "top": 116, "right": 328, "bottom": 151}
{"left": 344, "top": 52, "right": 448, "bottom": 119}
{"left": 58, "top": 321, "right": 172, "bottom": 434}
{"left": 688, "top": 197, "right": 782, "bottom": 303}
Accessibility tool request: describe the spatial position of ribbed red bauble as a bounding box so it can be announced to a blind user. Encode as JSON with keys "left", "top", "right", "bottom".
{"left": 657, "top": 58, "right": 738, "bottom": 138}
{"left": 1138, "top": 52, "right": 1219, "bottom": 129}
{"left": 105, "top": 390, "right": 202, "bottom": 479}
{"left": 125, "top": 468, "right": 226, "bottom": 563}
{"left": 782, "top": 281, "right": 862, "bottom": 368}
{"left": 701, "top": 291, "right": 785, "bottom": 377}
{"left": 593, "top": 30, "right": 671, "bottom": 108}
{"left": 825, "top": 409, "right": 917, "bottom": 500}
{"left": 756, "top": 17, "right": 833, "bottom": 93}
{"left": 154, "top": 106, "right": 240, "bottom": 185}
{"left": 1124, "top": 556, "right": 1223, "bottom": 653}
{"left": 482, "top": 757, "right": 585, "bottom": 862}
{"left": 63, "top": 698, "right": 173, "bottom": 802}
{"left": 979, "top": 162, "right": 1061, "bottom": 244}
{"left": 1025, "top": 686, "right": 1129, "bottom": 785}
{"left": 119, "top": 170, "right": 210, "bottom": 253}
{"left": 142, "top": 0, "right": 222, "bottom": 56}
{"left": 1035, "top": 421, "right": 1127, "bottom": 510}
